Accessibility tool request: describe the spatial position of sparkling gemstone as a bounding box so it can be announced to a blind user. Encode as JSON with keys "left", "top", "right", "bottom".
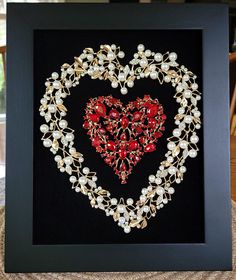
{"left": 89, "top": 114, "right": 100, "bottom": 123}
{"left": 109, "top": 109, "right": 119, "bottom": 119}
{"left": 147, "top": 104, "right": 159, "bottom": 117}
{"left": 145, "top": 143, "right": 156, "bottom": 152}
{"left": 121, "top": 116, "right": 129, "bottom": 128}
{"left": 83, "top": 121, "right": 89, "bottom": 129}
{"left": 95, "top": 102, "right": 106, "bottom": 117}
{"left": 133, "top": 111, "right": 142, "bottom": 121}
{"left": 107, "top": 140, "right": 116, "bottom": 151}
{"left": 128, "top": 140, "right": 138, "bottom": 151}
{"left": 92, "top": 137, "right": 100, "bottom": 147}
{"left": 119, "top": 149, "right": 127, "bottom": 159}
{"left": 148, "top": 118, "right": 157, "bottom": 128}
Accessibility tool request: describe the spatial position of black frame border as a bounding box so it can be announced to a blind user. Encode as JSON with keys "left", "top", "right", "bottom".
{"left": 6, "top": 3, "right": 232, "bottom": 272}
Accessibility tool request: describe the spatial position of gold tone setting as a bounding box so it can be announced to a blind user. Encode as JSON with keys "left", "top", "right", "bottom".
{"left": 39, "top": 44, "right": 201, "bottom": 233}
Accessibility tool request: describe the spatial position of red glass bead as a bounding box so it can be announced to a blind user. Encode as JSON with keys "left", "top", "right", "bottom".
{"left": 136, "top": 127, "right": 143, "bottom": 134}
{"left": 105, "top": 156, "right": 112, "bottom": 164}
{"left": 139, "top": 136, "right": 146, "bottom": 144}
{"left": 107, "top": 140, "right": 116, "bottom": 151}
{"left": 120, "top": 133, "right": 127, "bottom": 141}
{"left": 121, "top": 116, "right": 129, "bottom": 128}
{"left": 120, "top": 163, "right": 127, "bottom": 171}
{"left": 148, "top": 118, "right": 157, "bottom": 128}
{"left": 147, "top": 104, "right": 159, "bottom": 117}
{"left": 109, "top": 109, "right": 119, "bottom": 119}
{"left": 106, "top": 124, "right": 113, "bottom": 132}
{"left": 89, "top": 113, "right": 100, "bottom": 123}
{"left": 145, "top": 143, "right": 156, "bottom": 152}
{"left": 119, "top": 149, "right": 127, "bottom": 159}
{"left": 83, "top": 121, "right": 89, "bottom": 129}
{"left": 92, "top": 137, "right": 101, "bottom": 147}
{"left": 95, "top": 102, "right": 106, "bottom": 117}
{"left": 128, "top": 140, "right": 139, "bottom": 151}
{"left": 162, "top": 114, "right": 167, "bottom": 120}
{"left": 133, "top": 111, "right": 142, "bottom": 121}
{"left": 154, "top": 131, "right": 162, "bottom": 138}
{"left": 99, "top": 128, "right": 106, "bottom": 134}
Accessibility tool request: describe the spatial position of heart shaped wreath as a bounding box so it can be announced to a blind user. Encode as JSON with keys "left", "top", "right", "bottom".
{"left": 39, "top": 44, "right": 201, "bottom": 233}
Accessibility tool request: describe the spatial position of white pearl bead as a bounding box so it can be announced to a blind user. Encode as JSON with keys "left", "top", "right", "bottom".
{"left": 69, "top": 176, "right": 77, "bottom": 183}
{"left": 40, "top": 124, "right": 49, "bottom": 133}
{"left": 179, "top": 140, "right": 188, "bottom": 149}
{"left": 137, "top": 44, "right": 145, "bottom": 52}
{"left": 64, "top": 156, "right": 73, "bottom": 165}
{"left": 124, "top": 226, "right": 131, "bottom": 233}
{"left": 164, "top": 75, "right": 171, "bottom": 83}
{"left": 194, "top": 111, "right": 201, "bottom": 118}
{"left": 107, "top": 51, "right": 116, "bottom": 60}
{"left": 140, "top": 195, "right": 146, "bottom": 202}
{"left": 127, "top": 198, "right": 133, "bottom": 205}
{"left": 192, "top": 83, "right": 198, "bottom": 90}
{"left": 118, "top": 72, "right": 126, "bottom": 81}
{"left": 43, "top": 139, "right": 52, "bottom": 147}
{"left": 52, "top": 131, "right": 61, "bottom": 139}
{"left": 178, "top": 107, "right": 185, "bottom": 114}
{"left": 117, "top": 204, "right": 125, "bottom": 213}
{"left": 188, "top": 149, "right": 197, "bottom": 158}
{"left": 139, "top": 58, "right": 148, "bottom": 68}
{"left": 51, "top": 72, "right": 59, "bottom": 80}
{"left": 168, "top": 187, "right": 175, "bottom": 194}
{"left": 190, "top": 134, "right": 199, "bottom": 144}
{"left": 111, "top": 44, "right": 116, "bottom": 50}
{"left": 78, "top": 176, "right": 87, "bottom": 185}
{"left": 176, "top": 84, "right": 183, "bottom": 92}
{"left": 127, "top": 80, "right": 134, "bottom": 88}
{"left": 119, "top": 217, "right": 125, "bottom": 224}
{"left": 65, "top": 133, "right": 74, "bottom": 141}
{"left": 69, "top": 147, "right": 76, "bottom": 154}
{"left": 148, "top": 175, "right": 155, "bottom": 183}
{"left": 48, "top": 104, "right": 56, "bottom": 113}
{"left": 173, "top": 128, "right": 181, "bottom": 137}
{"left": 184, "top": 115, "right": 192, "bottom": 124}
{"left": 149, "top": 64, "right": 156, "bottom": 71}
{"left": 155, "top": 177, "right": 162, "bottom": 185}
{"left": 176, "top": 178, "right": 181, "bottom": 184}
{"left": 180, "top": 166, "right": 186, "bottom": 173}
{"left": 184, "top": 90, "right": 192, "bottom": 98}
{"left": 53, "top": 80, "right": 61, "bottom": 89}
{"left": 56, "top": 99, "right": 63, "bottom": 105}
{"left": 121, "top": 87, "right": 128, "bottom": 95}
{"left": 167, "top": 141, "right": 176, "bottom": 150}
{"left": 156, "top": 186, "right": 164, "bottom": 195}
{"left": 82, "top": 167, "right": 90, "bottom": 174}
{"left": 59, "top": 120, "right": 68, "bottom": 129}
{"left": 108, "top": 63, "right": 115, "bottom": 70}
{"left": 40, "top": 98, "right": 47, "bottom": 105}
{"left": 87, "top": 54, "right": 94, "bottom": 61}
{"left": 65, "top": 80, "right": 72, "bottom": 88}
{"left": 168, "top": 166, "right": 176, "bottom": 175}
{"left": 141, "top": 188, "right": 148, "bottom": 195}
{"left": 92, "top": 176, "right": 97, "bottom": 182}
{"left": 163, "top": 198, "right": 168, "bottom": 204}
{"left": 111, "top": 81, "right": 118, "bottom": 88}
{"left": 169, "top": 52, "right": 177, "bottom": 61}
{"left": 143, "top": 206, "right": 150, "bottom": 213}
{"left": 54, "top": 155, "right": 62, "bottom": 162}
{"left": 150, "top": 71, "right": 158, "bottom": 80}
{"left": 111, "top": 198, "right": 117, "bottom": 205}
{"left": 161, "top": 63, "right": 169, "bottom": 71}
{"left": 67, "top": 67, "right": 74, "bottom": 75}
{"left": 145, "top": 49, "right": 151, "bottom": 57}
{"left": 78, "top": 157, "right": 84, "bottom": 163}
{"left": 183, "top": 74, "right": 189, "bottom": 81}
{"left": 167, "top": 156, "right": 174, "bottom": 163}
{"left": 97, "top": 196, "right": 103, "bottom": 203}
{"left": 154, "top": 53, "right": 163, "bottom": 62}
{"left": 118, "top": 51, "right": 125, "bottom": 58}
{"left": 45, "top": 81, "right": 50, "bottom": 87}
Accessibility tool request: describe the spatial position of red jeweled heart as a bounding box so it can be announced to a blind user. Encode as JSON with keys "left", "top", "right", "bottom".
{"left": 83, "top": 95, "right": 166, "bottom": 184}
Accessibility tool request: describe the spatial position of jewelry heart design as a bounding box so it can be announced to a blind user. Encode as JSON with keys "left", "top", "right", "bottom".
{"left": 40, "top": 44, "right": 201, "bottom": 233}
{"left": 83, "top": 95, "right": 166, "bottom": 183}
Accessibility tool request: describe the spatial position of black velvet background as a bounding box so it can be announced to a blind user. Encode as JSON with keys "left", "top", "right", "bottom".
{"left": 33, "top": 30, "right": 204, "bottom": 244}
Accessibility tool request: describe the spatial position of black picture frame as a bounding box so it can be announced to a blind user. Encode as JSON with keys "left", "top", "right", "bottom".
{"left": 5, "top": 3, "right": 231, "bottom": 272}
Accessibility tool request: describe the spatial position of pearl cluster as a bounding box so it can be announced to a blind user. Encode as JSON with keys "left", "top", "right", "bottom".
{"left": 39, "top": 44, "right": 201, "bottom": 233}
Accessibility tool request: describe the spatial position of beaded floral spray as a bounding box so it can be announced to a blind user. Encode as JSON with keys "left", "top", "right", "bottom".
{"left": 39, "top": 44, "right": 201, "bottom": 233}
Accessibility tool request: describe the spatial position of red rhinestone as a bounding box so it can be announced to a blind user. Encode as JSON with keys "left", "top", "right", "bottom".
{"left": 106, "top": 124, "right": 113, "bottom": 132}
{"left": 120, "top": 163, "right": 127, "bottom": 171}
{"left": 145, "top": 143, "right": 156, "bottom": 152}
{"left": 83, "top": 121, "right": 89, "bottom": 129}
{"left": 147, "top": 104, "right": 159, "bottom": 117}
{"left": 119, "top": 149, "right": 127, "bottom": 160}
{"left": 99, "top": 128, "right": 106, "bottom": 134}
{"left": 128, "top": 140, "right": 139, "bottom": 151}
{"left": 92, "top": 137, "right": 100, "bottom": 147}
{"left": 139, "top": 136, "right": 146, "bottom": 144}
{"left": 107, "top": 140, "right": 116, "bottom": 151}
{"left": 148, "top": 118, "right": 157, "bottom": 128}
{"left": 120, "top": 133, "right": 127, "bottom": 141}
{"left": 136, "top": 127, "right": 143, "bottom": 134}
{"left": 95, "top": 102, "right": 106, "bottom": 117}
{"left": 133, "top": 111, "right": 142, "bottom": 122}
{"left": 105, "top": 156, "right": 112, "bottom": 164}
{"left": 109, "top": 109, "right": 119, "bottom": 119}
{"left": 89, "top": 113, "right": 100, "bottom": 123}
{"left": 135, "top": 156, "right": 141, "bottom": 162}
{"left": 162, "top": 114, "right": 167, "bottom": 120}
{"left": 121, "top": 117, "right": 129, "bottom": 128}
{"left": 154, "top": 131, "right": 162, "bottom": 138}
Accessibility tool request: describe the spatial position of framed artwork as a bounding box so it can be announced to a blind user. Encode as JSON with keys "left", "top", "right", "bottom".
{"left": 6, "top": 3, "right": 231, "bottom": 272}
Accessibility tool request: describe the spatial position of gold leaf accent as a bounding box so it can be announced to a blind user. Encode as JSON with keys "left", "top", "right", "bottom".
{"left": 75, "top": 68, "right": 84, "bottom": 76}
{"left": 181, "top": 98, "right": 188, "bottom": 107}
{"left": 74, "top": 57, "right": 83, "bottom": 67}
{"left": 57, "top": 104, "right": 67, "bottom": 112}
{"left": 168, "top": 70, "right": 177, "bottom": 78}
{"left": 193, "top": 117, "right": 201, "bottom": 124}
{"left": 52, "top": 139, "right": 59, "bottom": 150}
{"left": 90, "top": 199, "right": 96, "bottom": 206}
{"left": 150, "top": 204, "right": 156, "bottom": 213}
{"left": 113, "top": 212, "right": 120, "bottom": 221}
{"left": 130, "top": 219, "right": 140, "bottom": 228}
{"left": 57, "top": 160, "right": 64, "bottom": 168}
{"left": 127, "top": 76, "right": 136, "bottom": 82}
{"left": 85, "top": 48, "right": 94, "bottom": 53}
{"left": 92, "top": 58, "right": 98, "bottom": 66}
{"left": 103, "top": 72, "right": 110, "bottom": 80}
{"left": 141, "top": 218, "right": 148, "bottom": 229}
{"left": 81, "top": 186, "right": 88, "bottom": 195}
{"left": 103, "top": 44, "right": 112, "bottom": 52}
{"left": 147, "top": 190, "right": 156, "bottom": 198}
{"left": 62, "top": 63, "right": 70, "bottom": 68}
{"left": 72, "top": 152, "right": 82, "bottom": 158}
{"left": 92, "top": 72, "right": 102, "bottom": 79}
{"left": 98, "top": 189, "right": 108, "bottom": 196}
{"left": 172, "top": 146, "right": 180, "bottom": 157}
{"left": 175, "top": 114, "right": 184, "bottom": 121}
